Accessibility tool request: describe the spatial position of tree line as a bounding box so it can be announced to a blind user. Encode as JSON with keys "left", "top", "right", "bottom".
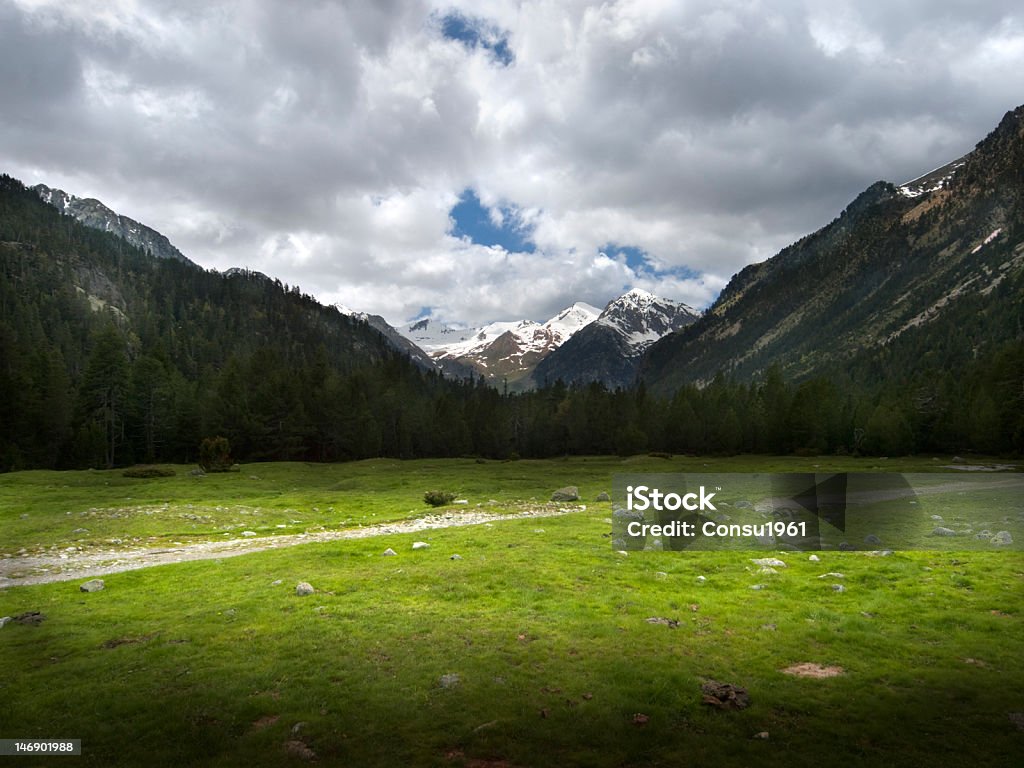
{"left": 1, "top": 173, "right": 1021, "bottom": 470}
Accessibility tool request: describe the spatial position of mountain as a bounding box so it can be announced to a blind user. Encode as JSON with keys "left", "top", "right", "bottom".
{"left": 33, "top": 183, "right": 194, "bottom": 265}
{"left": 31, "top": 183, "right": 443, "bottom": 374}
{"left": 0, "top": 174, "right": 467, "bottom": 468}
{"left": 532, "top": 289, "right": 699, "bottom": 388}
{"left": 401, "top": 302, "right": 600, "bottom": 388}
{"left": 334, "top": 304, "right": 446, "bottom": 374}
{"left": 640, "top": 105, "right": 1024, "bottom": 394}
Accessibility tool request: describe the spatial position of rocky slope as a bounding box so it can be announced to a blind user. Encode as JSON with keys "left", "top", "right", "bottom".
{"left": 640, "top": 105, "right": 1024, "bottom": 394}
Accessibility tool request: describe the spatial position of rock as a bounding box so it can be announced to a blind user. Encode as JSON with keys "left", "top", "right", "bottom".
{"left": 838, "top": 541, "right": 855, "bottom": 551}
{"left": 818, "top": 572, "right": 845, "bottom": 579}
{"left": 439, "top": 673, "right": 461, "bottom": 689}
{"left": 241, "top": 531, "right": 257, "bottom": 537}
{"left": 696, "top": 575, "right": 707, "bottom": 583}
{"left": 454, "top": 499, "right": 468, "bottom": 505}
{"left": 864, "top": 534, "right": 882, "bottom": 546}
{"left": 14, "top": 611, "right": 45, "bottom": 626}
{"left": 931, "top": 514, "right": 944, "bottom": 521}
{"left": 595, "top": 492, "right": 611, "bottom": 502}
{"left": 189, "top": 468, "right": 206, "bottom": 477}
{"left": 550, "top": 486, "right": 580, "bottom": 502}
{"left": 952, "top": 456, "right": 963, "bottom": 463}
{"left": 735, "top": 500, "right": 752, "bottom": 509}
{"left": 450, "top": 554, "right": 463, "bottom": 560}
{"left": 79, "top": 579, "right": 105, "bottom": 593}
{"left": 271, "top": 579, "right": 282, "bottom": 586}
{"left": 700, "top": 680, "right": 750, "bottom": 710}
{"left": 382, "top": 548, "right": 397, "bottom": 556}
{"left": 295, "top": 582, "right": 314, "bottom": 596}
{"left": 654, "top": 571, "right": 668, "bottom": 580}
{"left": 808, "top": 554, "right": 820, "bottom": 562}
{"left": 751, "top": 557, "right": 787, "bottom": 567}
{"left": 831, "top": 584, "right": 846, "bottom": 593}
{"left": 931, "top": 526, "right": 958, "bottom": 537}
{"left": 0, "top": 616, "right": 11, "bottom": 629}
{"left": 991, "top": 531, "right": 1013, "bottom": 545}
{"left": 753, "top": 731, "right": 769, "bottom": 740}
{"left": 750, "top": 584, "right": 766, "bottom": 590}
{"left": 757, "top": 566, "right": 778, "bottom": 575}
{"left": 412, "top": 541, "right": 430, "bottom": 550}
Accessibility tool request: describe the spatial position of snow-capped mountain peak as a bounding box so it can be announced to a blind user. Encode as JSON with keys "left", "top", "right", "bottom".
{"left": 596, "top": 290, "right": 699, "bottom": 350}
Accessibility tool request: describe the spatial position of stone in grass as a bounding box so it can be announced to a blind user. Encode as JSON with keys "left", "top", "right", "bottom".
{"left": 991, "top": 531, "right": 1013, "bottom": 545}
{"left": 808, "top": 554, "right": 820, "bottom": 562}
{"left": 382, "top": 548, "right": 397, "bottom": 556}
{"left": 241, "top": 531, "right": 257, "bottom": 537}
{"left": 831, "top": 584, "right": 846, "bottom": 593}
{"left": 79, "top": 579, "right": 105, "bottom": 593}
{"left": 757, "top": 567, "right": 778, "bottom": 575}
{"left": 751, "top": 557, "right": 787, "bottom": 568}
{"left": 864, "top": 534, "right": 882, "bottom": 546}
{"left": 932, "top": 527, "right": 958, "bottom": 537}
{"left": 696, "top": 575, "right": 707, "bottom": 583}
{"left": 0, "top": 616, "right": 11, "bottom": 629}
{"left": 295, "top": 582, "right": 314, "bottom": 597}
{"left": 412, "top": 541, "right": 430, "bottom": 550}
{"left": 450, "top": 554, "right": 463, "bottom": 561}
{"left": 439, "top": 673, "right": 461, "bottom": 689}
{"left": 818, "top": 572, "right": 845, "bottom": 579}
{"left": 595, "top": 492, "right": 611, "bottom": 502}
{"left": 750, "top": 584, "right": 766, "bottom": 590}
{"left": 550, "top": 486, "right": 580, "bottom": 502}
{"left": 701, "top": 680, "right": 750, "bottom": 710}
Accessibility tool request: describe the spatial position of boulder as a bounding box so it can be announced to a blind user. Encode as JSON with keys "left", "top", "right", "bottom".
{"left": 550, "top": 486, "right": 580, "bottom": 502}
{"left": 79, "top": 579, "right": 105, "bottom": 593}
{"left": 295, "top": 582, "right": 314, "bottom": 596}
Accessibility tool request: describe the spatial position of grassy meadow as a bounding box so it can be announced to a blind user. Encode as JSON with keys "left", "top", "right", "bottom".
{"left": 1, "top": 456, "right": 1022, "bottom": 767}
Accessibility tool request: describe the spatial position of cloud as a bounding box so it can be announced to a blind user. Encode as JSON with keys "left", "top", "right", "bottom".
{"left": 1, "top": 0, "right": 1021, "bottom": 326}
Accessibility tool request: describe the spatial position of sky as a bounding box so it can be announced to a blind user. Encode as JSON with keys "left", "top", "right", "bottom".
{"left": 2, "top": 0, "right": 1022, "bottom": 327}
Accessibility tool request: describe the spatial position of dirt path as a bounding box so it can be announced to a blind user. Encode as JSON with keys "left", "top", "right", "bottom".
{"left": 0, "top": 505, "right": 582, "bottom": 588}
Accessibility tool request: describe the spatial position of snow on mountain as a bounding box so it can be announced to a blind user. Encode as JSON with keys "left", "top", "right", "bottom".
{"left": 402, "top": 303, "right": 599, "bottom": 363}
{"left": 530, "top": 289, "right": 700, "bottom": 389}
{"left": 593, "top": 288, "right": 699, "bottom": 354}
{"left": 398, "top": 302, "right": 600, "bottom": 387}
{"left": 898, "top": 156, "right": 967, "bottom": 198}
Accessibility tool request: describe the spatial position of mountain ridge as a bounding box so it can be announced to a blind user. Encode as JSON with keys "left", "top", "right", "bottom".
{"left": 640, "top": 104, "right": 1024, "bottom": 393}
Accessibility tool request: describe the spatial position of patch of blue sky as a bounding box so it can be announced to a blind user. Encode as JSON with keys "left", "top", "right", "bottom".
{"left": 600, "top": 243, "right": 700, "bottom": 281}
{"left": 439, "top": 12, "right": 514, "bottom": 66}
{"left": 450, "top": 188, "right": 535, "bottom": 253}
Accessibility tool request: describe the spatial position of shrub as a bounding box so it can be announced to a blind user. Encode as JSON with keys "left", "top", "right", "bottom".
{"left": 198, "top": 436, "right": 233, "bottom": 473}
{"left": 122, "top": 465, "right": 176, "bottom": 478}
{"left": 423, "top": 490, "right": 457, "bottom": 507}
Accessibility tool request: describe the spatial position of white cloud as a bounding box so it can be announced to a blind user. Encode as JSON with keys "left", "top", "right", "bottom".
{"left": 1, "top": 0, "right": 1021, "bottom": 327}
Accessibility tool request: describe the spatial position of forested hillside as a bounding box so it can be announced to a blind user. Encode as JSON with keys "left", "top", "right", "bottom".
{"left": 3, "top": 156, "right": 1023, "bottom": 472}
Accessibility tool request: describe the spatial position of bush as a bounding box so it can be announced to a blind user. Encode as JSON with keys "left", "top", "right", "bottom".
{"left": 423, "top": 490, "right": 457, "bottom": 507}
{"left": 198, "top": 436, "right": 233, "bottom": 473}
{"left": 122, "top": 465, "right": 176, "bottom": 478}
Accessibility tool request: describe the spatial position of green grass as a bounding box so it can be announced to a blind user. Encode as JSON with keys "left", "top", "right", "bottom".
{"left": 1, "top": 456, "right": 1022, "bottom": 767}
